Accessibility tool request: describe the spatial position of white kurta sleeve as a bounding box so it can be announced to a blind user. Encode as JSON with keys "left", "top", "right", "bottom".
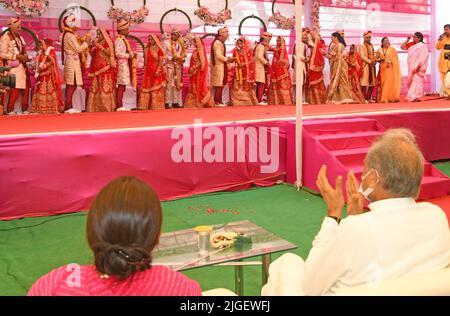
{"left": 301, "top": 217, "right": 348, "bottom": 295}
{"left": 115, "top": 38, "right": 130, "bottom": 60}
{"left": 0, "top": 34, "right": 15, "bottom": 60}
{"left": 67, "top": 33, "right": 88, "bottom": 54}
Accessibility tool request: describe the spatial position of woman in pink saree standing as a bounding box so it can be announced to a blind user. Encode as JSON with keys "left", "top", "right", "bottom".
{"left": 402, "top": 32, "right": 429, "bottom": 102}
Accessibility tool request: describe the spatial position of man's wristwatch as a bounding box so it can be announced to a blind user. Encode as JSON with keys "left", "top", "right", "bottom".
{"left": 327, "top": 216, "right": 341, "bottom": 224}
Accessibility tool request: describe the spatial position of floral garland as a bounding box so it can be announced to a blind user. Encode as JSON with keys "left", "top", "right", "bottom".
{"left": 268, "top": 11, "right": 295, "bottom": 30}
{"left": 268, "top": 0, "right": 321, "bottom": 31}
{"left": 0, "top": 0, "right": 49, "bottom": 17}
{"left": 107, "top": 0, "right": 149, "bottom": 24}
{"left": 312, "top": 0, "right": 320, "bottom": 31}
{"left": 194, "top": 6, "right": 232, "bottom": 26}
{"left": 269, "top": 0, "right": 296, "bottom": 30}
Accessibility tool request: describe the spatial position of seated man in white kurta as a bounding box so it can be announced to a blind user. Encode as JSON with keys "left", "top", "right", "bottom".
{"left": 262, "top": 128, "right": 450, "bottom": 295}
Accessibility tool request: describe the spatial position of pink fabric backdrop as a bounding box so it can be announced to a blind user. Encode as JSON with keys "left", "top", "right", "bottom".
{"left": 0, "top": 121, "right": 287, "bottom": 220}
{"left": 286, "top": 110, "right": 450, "bottom": 192}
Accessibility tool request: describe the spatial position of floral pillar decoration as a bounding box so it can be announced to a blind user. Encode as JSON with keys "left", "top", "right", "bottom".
{"left": 312, "top": 0, "right": 320, "bottom": 31}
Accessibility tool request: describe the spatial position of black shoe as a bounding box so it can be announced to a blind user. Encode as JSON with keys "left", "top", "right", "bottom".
{"left": 172, "top": 103, "right": 181, "bottom": 108}
{"left": 165, "top": 104, "right": 172, "bottom": 109}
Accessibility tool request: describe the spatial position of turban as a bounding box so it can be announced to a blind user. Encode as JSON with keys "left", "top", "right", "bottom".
{"left": 117, "top": 19, "right": 130, "bottom": 31}
{"left": 7, "top": 17, "right": 21, "bottom": 29}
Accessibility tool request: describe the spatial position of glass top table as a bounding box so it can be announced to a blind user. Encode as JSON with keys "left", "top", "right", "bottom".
{"left": 153, "top": 220, "right": 297, "bottom": 295}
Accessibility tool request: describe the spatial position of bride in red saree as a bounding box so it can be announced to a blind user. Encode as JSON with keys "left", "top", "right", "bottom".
{"left": 87, "top": 28, "right": 117, "bottom": 112}
{"left": 138, "top": 34, "right": 167, "bottom": 110}
{"left": 268, "top": 36, "right": 294, "bottom": 105}
{"left": 184, "top": 37, "right": 214, "bottom": 108}
{"left": 30, "top": 39, "right": 64, "bottom": 114}
{"left": 347, "top": 44, "right": 367, "bottom": 104}
{"left": 229, "top": 36, "right": 258, "bottom": 106}
{"left": 307, "top": 30, "right": 327, "bottom": 105}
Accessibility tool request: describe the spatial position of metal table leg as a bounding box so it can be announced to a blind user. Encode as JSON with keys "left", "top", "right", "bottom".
{"left": 235, "top": 263, "right": 244, "bottom": 296}
{"left": 262, "top": 254, "right": 271, "bottom": 286}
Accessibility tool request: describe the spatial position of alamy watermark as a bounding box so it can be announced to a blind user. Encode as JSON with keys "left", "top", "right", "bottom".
{"left": 170, "top": 119, "right": 280, "bottom": 174}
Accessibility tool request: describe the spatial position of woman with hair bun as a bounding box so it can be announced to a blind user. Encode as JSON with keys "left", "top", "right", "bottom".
{"left": 28, "top": 176, "right": 202, "bottom": 296}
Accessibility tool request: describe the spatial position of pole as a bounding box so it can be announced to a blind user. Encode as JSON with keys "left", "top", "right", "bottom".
{"left": 294, "top": 0, "right": 304, "bottom": 190}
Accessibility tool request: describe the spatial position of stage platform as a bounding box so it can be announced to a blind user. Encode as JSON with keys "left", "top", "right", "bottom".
{"left": 1, "top": 96, "right": 449, "bottom": 136}
{"left": 0, "top": 97, "right": 449, "bottom": 220}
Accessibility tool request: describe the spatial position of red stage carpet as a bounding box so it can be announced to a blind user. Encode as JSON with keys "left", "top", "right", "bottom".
{"left": 0, "top": 96, "right": 449, "bottom": 136}
{"left": 426, "top": 196, "right": 450, "bottom": 226}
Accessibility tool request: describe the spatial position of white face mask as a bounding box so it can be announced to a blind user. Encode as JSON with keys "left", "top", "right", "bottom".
{"left": 358, "top": 169, "right": 377, "bottom": 201}
{"left": 67, "top": 17, "right": 78, "bottom": 29}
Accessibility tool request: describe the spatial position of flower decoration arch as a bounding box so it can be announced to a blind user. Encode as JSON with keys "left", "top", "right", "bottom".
{"left": 58, "top": 5, "right": 97, "bottom": 32}
{"left": 159, "top": 8, "right": 193, "bottom": 35}
{"left": 269, "top": 0, "right": 295, "bottom": 30}
{"left": 194, "top": 0, "right": 232, "bottom": 26}
{"left": 238, "top": 15, "right": 267, "bottom": 36}
{"left": 268, "top": 0, "right": 321, "bottom": 31}
{"left": 0, "top": 26, "right": 39, "bottom": 52}
{"left": 0, "top": 0, "right": 49, "bottom": 17}
{"left": 107, "top": 0, "right": 149, "bottom": 24}
{"left": 159, "top": 8, "right": 194, "bottom": 49}
{"left": 127, "top": 34, "right": 145, "bottom": 52}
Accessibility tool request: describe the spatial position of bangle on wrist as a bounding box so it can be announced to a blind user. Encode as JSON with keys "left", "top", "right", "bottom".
{"left": 327, "top": 216, "right": 341, "bottom": 224}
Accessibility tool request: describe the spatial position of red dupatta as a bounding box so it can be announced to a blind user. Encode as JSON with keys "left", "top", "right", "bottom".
{"left": 269, "top": 36, "right": 290, "bottom": 82}
{"left": 49, "top": 48, "right": 64, "bottom": 109}
{"left": 88, "top": 28, "right": 116, "bottom": 78}
{"left": 190, "top": 37, "right": 211, "bottom": 103}
{"left": 348, "top": 46, "right": 363, "bottom": 79}
{"left": 142, "top": 34, "right": 166, "bottom": 91}
{"left": 232, "top": 36, "right": 256, "bottom": 84}
{"left": 37, "top": 39, "right": 64, "bottom": 110}
{"left": 308, "top": 36, "right": 326, "bottom": 85}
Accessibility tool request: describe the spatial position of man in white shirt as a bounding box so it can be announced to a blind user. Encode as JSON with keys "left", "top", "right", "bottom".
{"left": 115, "top": 20, "right": 137, "bottom": 111}
{"left": 254, "top": 32, "right": 271, "bottom": 105}
{"left": 262, "top": 128, "right": 450, "bottom": 295}
{"left": 163, "top": 28, "right": 186, "bottom": 109}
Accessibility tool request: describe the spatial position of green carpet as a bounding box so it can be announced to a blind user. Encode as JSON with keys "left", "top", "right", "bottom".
{"left": 1, "top": 161, "right": 449, "bottom": 296}
{"left": 0, "top": 184, "right": 326, "bottom": 296}
{"left": 435, "top": 160, "right": 450, "bottom": 176}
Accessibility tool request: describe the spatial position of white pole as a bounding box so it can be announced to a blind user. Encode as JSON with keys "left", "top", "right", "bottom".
{"left": 294, "top": 0, "right": 304, "bottom": 190}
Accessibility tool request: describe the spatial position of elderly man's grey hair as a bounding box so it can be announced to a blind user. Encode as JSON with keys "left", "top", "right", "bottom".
{"left": 365, "top": 128, "right": 424, "bottom": 198}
